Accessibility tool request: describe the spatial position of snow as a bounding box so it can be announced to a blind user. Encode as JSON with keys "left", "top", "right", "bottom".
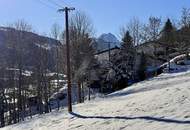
{"left": 160, "top": 54, "right": 190, "bottom": 73}
{"left": 34, "top": 43, "right": 51, "bottom": 50}
{"left": 49, "top": 83, "right": 101, "bottom": 110}
{"left": 96, "top": 33, "right": 121, "bottom": 51}
{"left": 170, "top": 54, "right": 187, "bottom": 63}
{"left": 46, "top": 72, "right": 66, "bottom": 78}
{"left": 2, "top": 69, "right": 190, "bottom": 130}
{"left": 5, "top": 68, "right": 33, "bottom": 77}
{"left": 0, "top": 27, "right": 9, "bottom": 32}
{"left": 99, "top": 33, "right": 120, "bottom": 43}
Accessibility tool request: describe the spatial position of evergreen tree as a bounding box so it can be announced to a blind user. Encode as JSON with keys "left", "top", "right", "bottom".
{"left": 137, "top": 52, "right": 147, "bottom": 81}
{"left": 110, "top": 31, "right": 136, "bottom": 90}
{"left": 121, "top": 31, "right": 135, "bottom": 77}
{"left": 161, "top": 19, "right": 176, "bottom": 46}
{"left": 122, "top": 31, "right": 133, "bottom": 47}
{"left": 160, "top": 19, "right": 176, "bottom": 71}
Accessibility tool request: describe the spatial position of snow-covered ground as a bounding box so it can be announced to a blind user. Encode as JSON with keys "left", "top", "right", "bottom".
{"left": 2, "top": 70, "right": 190, "bottom": 130}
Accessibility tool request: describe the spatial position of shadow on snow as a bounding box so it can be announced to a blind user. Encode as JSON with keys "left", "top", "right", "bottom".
{"left": 70, "top": 112, "right": 190, "bottom": 125}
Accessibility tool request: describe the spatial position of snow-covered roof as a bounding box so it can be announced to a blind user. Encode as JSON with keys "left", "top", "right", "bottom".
{"left": 95, "top": 46, "right": 120, "bottom": 55}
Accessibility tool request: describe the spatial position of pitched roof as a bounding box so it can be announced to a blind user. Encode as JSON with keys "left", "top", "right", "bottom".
{"left": 95, "top": 46, "right": 120, "bottom": 55}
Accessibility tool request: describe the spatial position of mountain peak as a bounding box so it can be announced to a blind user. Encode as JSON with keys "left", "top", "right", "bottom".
{"left": 98, "top": 33, "right": 119, "bottom": 43}
{"left": 93, "top": 33, "right": 120, "bottom": 51}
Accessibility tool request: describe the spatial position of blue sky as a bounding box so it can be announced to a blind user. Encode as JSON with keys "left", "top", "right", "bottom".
{"left": 0, "top": 0, "right": 190, "bottom": 37}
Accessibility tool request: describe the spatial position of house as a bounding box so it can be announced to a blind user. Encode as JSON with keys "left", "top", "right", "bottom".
{"left": 94, "top": 46, "right": 120, "bottom": 63}
{"left": 136, "top": 41, "right": 167, "bottom": 66}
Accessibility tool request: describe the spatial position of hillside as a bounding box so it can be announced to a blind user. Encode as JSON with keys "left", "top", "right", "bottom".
{"left": 0, "top": 27, "right": 60, "bottom": 71}
{"left": 2, "top": 69, "right": 190, "bottom": 130}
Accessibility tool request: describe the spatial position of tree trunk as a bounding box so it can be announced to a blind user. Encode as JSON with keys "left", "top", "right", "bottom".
{"left": 88, "top": 87, "right": 91, "bottom": 101}
{"left": 81, "top": 82, "right": 85, "bottom": 102}
{"left": 0, "top": 110, "right": 5, "bottom": 128}
{"left": 78, "top": 81, "right": 82, "bottom": 103}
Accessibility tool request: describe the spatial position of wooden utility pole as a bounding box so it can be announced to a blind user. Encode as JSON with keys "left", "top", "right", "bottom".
{"left": 108, "top": 42, "right": 111, "bottom": 62}
{"left": 58, "top": 7, "right": 75, "bottom": 113}
{"left": 78, "top": 81, "right": 82, "bottom": 103}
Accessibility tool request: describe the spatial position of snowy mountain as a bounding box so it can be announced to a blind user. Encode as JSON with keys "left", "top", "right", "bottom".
{"left": 94, "top": 33, "right": 120, "bottom": 51}
{"left": 2, "top": 65, "right": 190, "bottom": 130}
{"left": 99, "top": 33, "right": 119, "bottom": 43}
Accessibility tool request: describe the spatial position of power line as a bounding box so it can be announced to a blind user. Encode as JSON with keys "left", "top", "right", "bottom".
{"left": 46, "top": 0, "right": 63, "bottom": 8}
{"left": 58, "top": 0, "right": 69, "bottom": 6}
{"left": 33, "top": 0, "right": 58, "bottom": 10}
{"left": 34, "top": 0, "right": 69, "bottom": 11}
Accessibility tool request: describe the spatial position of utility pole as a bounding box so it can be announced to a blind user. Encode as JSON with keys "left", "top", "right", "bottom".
{"left": 108, "top": 42, "right": 111, "bottom": 62}
{"left": 58, "top": 7, "right": 75, "bottom": 113}
{"left": 102, "top": 41, "right": 111, "bottom": 62}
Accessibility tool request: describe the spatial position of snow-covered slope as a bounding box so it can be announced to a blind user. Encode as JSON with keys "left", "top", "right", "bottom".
{"left": 2, "top": 71, "right": 190, "bottom": 130}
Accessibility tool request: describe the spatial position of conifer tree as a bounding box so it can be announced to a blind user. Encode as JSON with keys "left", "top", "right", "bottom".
{"left": 160, "top": 19, "right": 176, "bottom": 71}
{"left": 121, "top": 31, "right": 135, "bottom": 76}
{"left": 137, "top": 52, "right": 147, "bottom": 81}
{"left": 110, "top": 31, "right": 136, "bottom": 90}
{"left": 161, "top": 19, "right": 175, "bottom": 41}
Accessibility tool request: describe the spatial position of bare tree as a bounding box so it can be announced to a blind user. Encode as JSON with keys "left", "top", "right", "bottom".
{"left": 50, "top": 23, "right": 61, "bottom": 110}
{"left": 7, "top": 20, "right": 32, "bottom": 121}
{"left": 67, "top": 11, "right": 95, "bottom": 102}
{"left": 51, "top": 23, "right": 61, "bottom": 40}
{"left": 176, "top": 8, "right": 190, "bottom": 56}
{"left": 121, "top": 17, "right": 143, "bottom": 46}
{"left": 70, "top": 11, "right": 94, "bottom": 37}
{"left": 32, "top": 42, "right": 50, "bottom": 114}
{"left": 142, "top": 16, "right": 162, "bottom": 42}
{"left": 180, "top": 7, "right": 190, "bottom": 28}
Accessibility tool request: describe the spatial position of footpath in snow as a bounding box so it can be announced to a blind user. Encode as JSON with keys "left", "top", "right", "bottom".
{"left": 1, "top": 70, "right": 190, "bottom": 130}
